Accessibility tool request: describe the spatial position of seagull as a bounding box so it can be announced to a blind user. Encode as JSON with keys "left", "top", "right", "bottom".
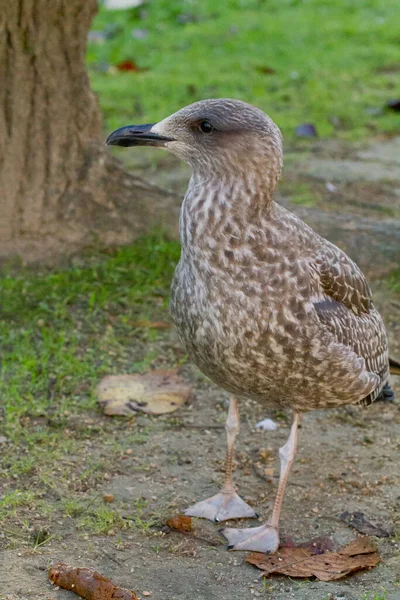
{"left": 106, "top": 99, "right": 400, "bottom": 553}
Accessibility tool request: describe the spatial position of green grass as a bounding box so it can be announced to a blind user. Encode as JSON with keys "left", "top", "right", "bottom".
{"left": 283, "top": 181, "right": 321, "bottom": 207}
{"left": 388, "top": 269, "right": 400, "bottom": 293}
{"left": 78, "top": 504, "right": 131, "bottom": 534}
{"left": 0, "top": 234, "right": 180, "bottom": 538}
{"left": 0, "top": 491, "right": 35, "bottom": 520}
{"left": 88, "top": 0, "right": 400, "bottom": 140}
{"left": 0, "top": 234, "right": 180, "bottom": 437}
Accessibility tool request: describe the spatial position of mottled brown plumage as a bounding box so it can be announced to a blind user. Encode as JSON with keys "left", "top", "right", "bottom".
{"left": 107, "top": 99, "right": 394, "bottom": 553}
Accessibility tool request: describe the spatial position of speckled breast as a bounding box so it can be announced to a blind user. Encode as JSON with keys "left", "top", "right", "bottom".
{"left": 170, "top": 256, "right": 379, "bottom": 411}
{"left": 170, "top": 258, "right": 312, "bottom": 407}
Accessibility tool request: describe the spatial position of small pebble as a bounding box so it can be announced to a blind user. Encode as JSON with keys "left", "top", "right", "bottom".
{"left": 256, "top": 418, "right": 278, "bottom": 431}
{"left": 325, "top": 182, "right": 337, "bottom": 193}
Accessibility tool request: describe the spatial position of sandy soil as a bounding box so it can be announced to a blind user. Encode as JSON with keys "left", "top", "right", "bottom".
{"left": 1, "top": 345, "right": 399, "bottom": 599}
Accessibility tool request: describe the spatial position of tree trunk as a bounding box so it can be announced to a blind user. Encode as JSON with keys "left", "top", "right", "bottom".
{"left": 0, "top": 0, "right": 178, "bottom": 263}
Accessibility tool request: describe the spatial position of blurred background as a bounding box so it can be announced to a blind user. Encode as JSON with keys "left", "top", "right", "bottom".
{"left": 90, "top": 0, "right": 399, "bottom": 139}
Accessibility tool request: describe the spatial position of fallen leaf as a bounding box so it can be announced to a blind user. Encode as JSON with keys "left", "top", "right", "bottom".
{"left": 291, "top": 536, "right": 335, "bottom": 555}
{"left": 339, "top": 537, "right": 378, "bottom": 555}
{"left": 256, "top": 66, "right": 276, "bottom": 75}
{"left": 340, "top": 511, "right": 393, "bottom": 538}
{"left": 247, "top": 547, "right": 313, "bottom": 577}
{"left": 166, "top": 514, "right": 192, "bottom": 532}
{"left": 116, "top": 59, "right": 148, "bottom": 73}
{"left": 48, "top": 563, "right": 138, "bottom": 599}
{"left": 295, "top": 123, "right": 318, "bottom": 137}
{"left": 281, "top": 536, "right": 334, "bottom": 555}
{"left": 246, "top": 536, "right": 379, "bottom": 582}
{"left": 131, "top": 320, "right": 171, "bottom": 329}
{"left": 386, "top": 99, "right": 400, "bottom": 112}
{"left": 97, "top": 370, "right": 192, "bottom": 416}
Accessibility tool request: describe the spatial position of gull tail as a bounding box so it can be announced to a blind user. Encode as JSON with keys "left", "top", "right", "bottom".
{"left": 389, "top": 357, "right": 400, "bottom": 376}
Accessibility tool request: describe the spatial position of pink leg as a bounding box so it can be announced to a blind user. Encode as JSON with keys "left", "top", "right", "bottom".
{"left": 221, "top": 412, "right": 302, "bottom": 552}
{"left": 185, "top": 398, "right": 258, "bottom": 522}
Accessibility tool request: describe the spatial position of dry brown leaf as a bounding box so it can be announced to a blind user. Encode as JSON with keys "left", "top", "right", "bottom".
{"left": 247, "top": 547, "right": 314, "bottom": 577}
{"left": 166, "top": 514, "right": 192, "bottom": 532}
{"left": 282, "top": 535, "right": 334, "bottom": 555}
{"left": 246, "top": 536, "right": 379, "bottom": 582}
{"left": 97, "top": 370, "right": 191, "bottom": 416}
{"left": 338, "top": 537, "right": 378, "bottom": 556}
{"left": 48, "top": 563, "right": 137, "bottom": 599}
{"left": 340, "top": 511, "right": 393, "bottom": 538}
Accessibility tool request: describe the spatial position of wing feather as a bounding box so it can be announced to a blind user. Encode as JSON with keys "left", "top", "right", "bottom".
{"left": 310, "top": 242, "right": 389, "bottom": 404}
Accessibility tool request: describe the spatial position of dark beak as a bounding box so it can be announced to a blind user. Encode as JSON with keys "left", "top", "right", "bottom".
{"left": 106, "top": 124, "right": 175, "bottom": 147}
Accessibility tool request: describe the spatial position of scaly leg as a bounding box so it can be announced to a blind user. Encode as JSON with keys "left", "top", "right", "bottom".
{"left": 221, "top": 411, "right": 302, "bottom": 552}
{"left": 185, "top": 398, "right": 258, "bottom": 522}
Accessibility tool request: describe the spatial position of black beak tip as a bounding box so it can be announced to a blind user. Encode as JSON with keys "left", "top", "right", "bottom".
{"left": 105, "top": 134, "right": 131, "bottom": 147}
{"left": 105, "top": 125, "right": 137, "bottom": 147}
{"left": 105, "top": 134, "right": 117, "bottom": 146}
{"left": 105, "top": 124, "right": 174, "bottom": 147}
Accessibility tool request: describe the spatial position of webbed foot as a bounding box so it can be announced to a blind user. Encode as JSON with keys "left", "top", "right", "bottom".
{"left": 185, "top": 490, "right": 258, "bottom": 523}
{"left": 220, "top": 523, "right": 279, "bottom": 553}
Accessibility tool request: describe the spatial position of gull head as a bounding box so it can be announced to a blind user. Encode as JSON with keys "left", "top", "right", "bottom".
{"left": 107, "top": 99, "right": 283, "bottom": 183}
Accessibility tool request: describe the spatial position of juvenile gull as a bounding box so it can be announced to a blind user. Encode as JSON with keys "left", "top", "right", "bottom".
{"left": 107, "top": 99, "right": 399, "bottom": 553}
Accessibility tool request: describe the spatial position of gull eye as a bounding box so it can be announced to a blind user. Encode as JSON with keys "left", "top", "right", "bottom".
{"left": 199, "top": 120, "right": 214, "bottom": 133}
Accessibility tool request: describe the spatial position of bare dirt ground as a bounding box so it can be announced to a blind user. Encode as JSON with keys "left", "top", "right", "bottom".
{"left": 1, "top": 137, "right": 399, "bottom": 600}
{"left": 1, "top": 369, "right": 399, "bottom": 600}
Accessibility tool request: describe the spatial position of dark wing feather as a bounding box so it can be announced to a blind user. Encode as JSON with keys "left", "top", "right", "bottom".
{"left": 311, "top": 242, "right": 389, "bottom": 405}
{"left": 313, "top": 245, "right": 372, "bottom": 316}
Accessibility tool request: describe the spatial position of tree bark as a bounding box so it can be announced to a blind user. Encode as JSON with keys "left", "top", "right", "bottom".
{"left": 0, "top": 0, "right": 178, "bottom": 263}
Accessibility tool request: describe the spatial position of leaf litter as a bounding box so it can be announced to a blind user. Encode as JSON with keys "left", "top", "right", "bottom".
{"left": 97, "top": 370, "right": 192, "bottom": 416}
{"left": 166, "top": 514, "right": 193, "bottom": 533}
{"left": 246, "top": 536, "right": 380, "bottom": 581}
{"left": 340, "top": 510, "right": 393, "bottom": 538}
{"left": 48, "top": 563, "right": 138, "bottom": 599}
